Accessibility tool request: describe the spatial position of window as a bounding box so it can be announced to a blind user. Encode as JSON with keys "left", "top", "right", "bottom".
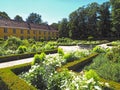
{"left": 13, "top": 29, "right": 16, "bottom": 34}
{"left": 4, "top": 28, "right": 7, "bottom": 33}
{"left": 21, "top": 29, "right": 24, "bottom": 34}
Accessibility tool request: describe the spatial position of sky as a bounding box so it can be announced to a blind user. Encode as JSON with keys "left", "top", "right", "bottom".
{"left": 0, "top": 0, "right": 109, "bottom": 24}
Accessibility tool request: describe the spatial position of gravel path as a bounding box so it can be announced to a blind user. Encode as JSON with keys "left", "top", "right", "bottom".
{"left": 98, "top": 43, "right": 112, "bottom": 49}
{"left": 0, "top": 44, "right": 112, "bottom": 69}
{"left": 0, "top": 57, "right": 33, "bottom": 69}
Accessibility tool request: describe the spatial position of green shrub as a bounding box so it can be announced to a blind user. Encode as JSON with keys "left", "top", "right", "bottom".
{"left": 4, "top": 36, "right": 22, "bottom": 50}
{"left": 32, "top": 54, "right": 41, "bottom": 65}
{"left": 85, "top": 70, "right": 100, "bottom": 81}
{"left": 28, "top": 39, "right": 36, "bottom": 44}
{"left": 22, "top": 39, "right": 30, "bottom": 47}
{"left": 92, "top": 46, "right": 106, "bottom": 53}
{"left": 58, "top": 48, "right": 64, "bottom": 56}
{"left": 0, "top": 47, "right": 5, "bottom": 56}
{"left": 63, "top": 53, "right": 76, "bottom": 62}
{"left": 106, "top": 46, "right": 120, "bottom": 63}
{"left": 31, "top": 45, "right": 37, "bottom": 52}
{"left": 40, "top": 52, "right": 46, "bottom": 60}
{"left": 17, "top": 46, "right": 27, "bottom": 54}
{"left": 32, "top": 53, "right": 46, "bottom": 65}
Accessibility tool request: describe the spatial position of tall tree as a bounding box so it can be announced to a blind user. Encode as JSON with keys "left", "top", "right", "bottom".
{"left": 26, "top": 13, "right": 42, "bottom": 24}
{"left": 99, "top": 2, "right": 111, "bottom": 38}
{"left": 50, "top": 23, "right": 59, "bottom": 30}
{"left": 0, "top": 11, "right": 10, "bottom": 19}
{"left": 14, "top": 15, "right": 24, "bottom": 22}
{"left": 110, "top": 0, "right": 120, "bottom": 38}
{"left": 58, "top": 18, "right": 69, "bottom": 38}
{"left": 86, "top": 2, "right": 99, "bottom": 38}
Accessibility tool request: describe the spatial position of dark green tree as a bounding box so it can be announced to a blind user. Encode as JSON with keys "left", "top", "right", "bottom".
{"left": 50, "top": 23, "right": 59, "bottom": 30}
{"left": 14, "top": 15, "right": 24, "bottom": 22}
{"left": 98, "top": 2, "right": 111, "bottom": 38}
{"left": 0, "top": 11, "right": 10, "bottom": 19}
{"left": 110, "top": 0, "right": 120, "bottom": 38}
{"left": 58, "top": 18, "right": 69, "bottom": 38}
{"left": 86, "top": 3, "right": 99, "bottom": 38}
{"left": 26, "top": 13, "right": 42, "bottom": 24}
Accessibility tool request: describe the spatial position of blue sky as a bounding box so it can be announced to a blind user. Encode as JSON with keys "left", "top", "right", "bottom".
{"left": 0, "top": 0, "right": 109, "bottom": 24}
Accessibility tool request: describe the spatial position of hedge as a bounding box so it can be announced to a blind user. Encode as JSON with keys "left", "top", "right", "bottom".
{"left": 60, "top": 53, "right": 98, "bottom": 71}
{"left": 0, "top": 63, "right": 37, "bottom": 90}
{"left": 100, "top": 78, "right": 120, "bottom": 90}
{"left": 58, "top": 53, "right": 120, "bottom": 90}
{"left": 0, "top": 49, "right": 57, "bottom": 63}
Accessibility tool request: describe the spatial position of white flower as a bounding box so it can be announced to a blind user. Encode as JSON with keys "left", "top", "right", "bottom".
{"left": 94, "top": 86, "right": 102, "bottom": 90}
{"left": 86, "top": 78, "right": 94, "bottom": 84}
{"left": 105, "top": 83, "right": 109, "bottom": 87}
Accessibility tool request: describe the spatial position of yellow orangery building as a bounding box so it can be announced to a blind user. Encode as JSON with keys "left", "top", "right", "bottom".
{"left": 0, "top": 19, "right": 58, "bottom": 40}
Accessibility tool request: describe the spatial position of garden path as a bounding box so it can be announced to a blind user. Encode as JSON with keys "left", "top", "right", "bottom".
{"left": 98, "top": 43, "right": 112, "bottom": 49}
{"left": 0, "top": 44, "right": 112, "bottom": 69}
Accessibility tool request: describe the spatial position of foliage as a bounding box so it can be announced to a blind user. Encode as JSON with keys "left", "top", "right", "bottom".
{"left": 31, "top": 45, "right": 37, "bottom": 52}
{"left": 14, "top": 15, "right": 24, "bottom": 22}
{"left": 86, "top": 46, "right": 120, "bottom": 82}
{"left": 0, "top": 63, "right": 36, "bottom": 90}
{"left": 0, "top": 11, "right": 10, "bottom": 19}
{"left": 106, "top": 46, "right": 120, "bottom": 63}
{"left": 58, "top": 48, "right": 64, "bottom": 56}
{"left": 32, "top": 53, "right": 46, "bottom": 65}
{"left": 58, "top": 18, "right": 69, "bottom": 38}
{"left": 4, "top": 36, "right": 22, "bottom": 50}
{"left": 20, "top": 52, "right": 108, "bottom": 90}
{"left": 92, "top": 46, "right": 106, "bottom": 53}
{"left": 17, "top": 45, "right": 27, "bottom": 54}
{"left": 85, "top": 70, "right": 100, "bottom": 81}
{"left": 107, "top": 41, "right": 120, "bottom": 46}
{"left": 26, "top": 13, "right": 42, "bottom": 24}
{"left": 63, "top": 53, "right": 76, "bottom": 62}
{"left": 110, "top": 0, "right": 120, "bottom": 38}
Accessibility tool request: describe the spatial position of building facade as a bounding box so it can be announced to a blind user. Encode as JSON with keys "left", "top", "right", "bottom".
{"left": 0, "top": 19, "right": 58, "bottom": 40}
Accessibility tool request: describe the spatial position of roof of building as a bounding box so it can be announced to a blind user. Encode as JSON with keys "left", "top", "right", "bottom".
{"left": 0, "top": 19, "right": 57, "bottom": 31}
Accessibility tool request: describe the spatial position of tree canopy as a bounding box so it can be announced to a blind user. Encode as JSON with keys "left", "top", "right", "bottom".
{"left": 26, "top": 13, "right": 42, "bottom": 24}
{"left": 0, "top": 11, "right": 10, "bottom": 19}
{"left": 14, "top": 15, "right": 24, "bottom": 22}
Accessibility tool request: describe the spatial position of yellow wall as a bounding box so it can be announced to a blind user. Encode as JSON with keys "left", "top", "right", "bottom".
{"left": 0, "top": 27, "right": 58, "bottom": 40}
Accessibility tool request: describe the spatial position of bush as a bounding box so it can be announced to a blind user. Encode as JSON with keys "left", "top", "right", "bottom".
{"left": 58, "top": 48, "right": 64, "bottom": 56}
{"left": 17, "top": 46, "right": 27, "bottom": 54}
{"left": 31, "top": 45, "right": 37, "bottom": 52}
{"left": 63, "top": 53, "right": 76, "bottom": 62}
{"left": 32, "top": 53, "right": 46, "bottom": 65}
{"left": 106, "top": 46, "right": 120, "bottom": 63}
{"left": 85, "top": 70, "right": 100, "bottom": 81}
{"left": 92, "top": 46, "right": 106, "bottom": 53}
{"left": 4, "top": 36, "right": 22, "bottom": 50}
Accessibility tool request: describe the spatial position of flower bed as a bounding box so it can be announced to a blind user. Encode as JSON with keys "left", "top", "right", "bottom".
{"left": 19, "top": 49, "right": 111, "bottom": 90}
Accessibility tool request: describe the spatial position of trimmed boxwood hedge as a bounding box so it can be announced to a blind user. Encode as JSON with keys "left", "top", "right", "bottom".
{"left": 100, "top": 78, "right": 120, "bottom": 90}
{"left": 61, "top": 53, "right": 98, "bottom": 71}
{"left": 0, "top": 63, "right": 37, "bottom": 90}
{"left": 0, "top": 49, "right": 57, "bottom": 63}
{"left": 58, "top": 53, "right": 120, "bottom": 90}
